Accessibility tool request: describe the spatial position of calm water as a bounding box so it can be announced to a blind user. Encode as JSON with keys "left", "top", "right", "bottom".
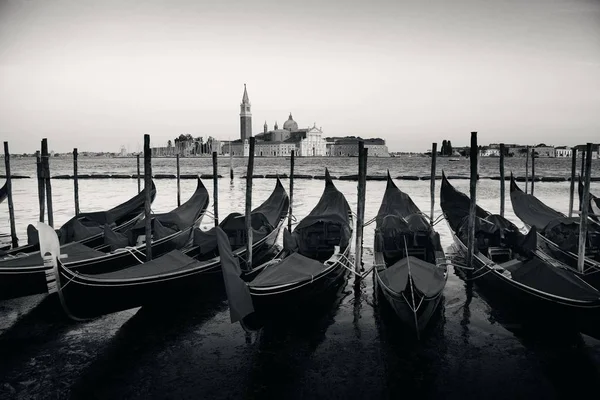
{"left": 1, "top": 156, "right": 599, "bottom": 399}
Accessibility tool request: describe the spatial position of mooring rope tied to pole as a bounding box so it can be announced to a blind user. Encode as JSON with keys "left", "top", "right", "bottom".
{"left": 363, "top": 216, "right": 377, "bottom": 227}
{"left": 431, "top": 214, "right": 446, "bottom": 226}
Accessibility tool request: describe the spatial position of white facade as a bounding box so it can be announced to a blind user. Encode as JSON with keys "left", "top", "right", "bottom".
{"left": 482, "top": 148, "right": 500, "bottom": 157}
{"left": 555, "top": 147, "right": 572, "bottom": 158}
{"left": 298, "top": 125, "right": 327, "bottom": 156}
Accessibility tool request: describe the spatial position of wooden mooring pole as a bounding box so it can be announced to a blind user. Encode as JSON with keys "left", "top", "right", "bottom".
{"left": 229, "top": 141, "right": 234, "bottom": 182}
{"left": 3, "top": 142, "right": 18, "bottom": 248}
{"left": 144, "top": 134, "right": 152, "bottom": 261}
{"left": 212, "top": 151, "right": 219, "bottom": 227}
{"left": 41, "top": 138, "right": 54, "bottom": 227}
{"left": 36, "top": 150, "right": 45, "bottom": 223}
{"left": 568, "top": 148, "right": 577, "bottom": 217}
{"left": 499, "top": 143, "right": 505, "bottom": 217}
{"left": 136, "top": 154, "right": 141, "bottom": 193}
{"left": 73, "top": 148, "right": 80, "bottom": 216}
{"left": 531, "top": 147, "right": 536, "bottom": 196}
{"left": 578, "top": 143, "right": 593, "bottom": 273}
{"left": 355, "top": 140, "right": 367, "bottom": 273}
{"left": 176, "top": 154, "right": 181, "bottom": 207}
{"left": 288, "top": 150, "right": 295, "bottom": 232}
{"left": 525, "top": 145, "right": 529, "bottom": 194}
{"left": 245, "top": 137, "right": 256, "bottom": 270}
{"left": 580, "top": 148, "right": 586, "bottom": 210}
{"left": 467, "top": 132, "right": 478, "bottom": 268}
{"left": 430, "top": 143, "right": 437, "bottom": 222}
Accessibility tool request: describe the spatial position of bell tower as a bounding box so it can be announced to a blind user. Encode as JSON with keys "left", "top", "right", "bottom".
{"left": 240, "top": 84, "right": 252, "bottom": 142}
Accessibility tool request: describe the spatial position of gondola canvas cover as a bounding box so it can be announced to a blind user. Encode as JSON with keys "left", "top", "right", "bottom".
{"left": 249, "top": 252, "right": 328, "bottom": 288}
{"left": 378, "top": 256, "right": 445, "bottom": 297}
{"left": 293, "top": 172, "right": 352, "bottom": 250}
{"left": 510, "top": 177, "right": 564, "bottom": 230}
{"left": 216, "top": 227, "right": 254, "bottom": 323}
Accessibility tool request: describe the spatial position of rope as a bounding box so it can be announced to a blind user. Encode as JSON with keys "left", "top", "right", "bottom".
{"left": 403, "top": 236, "right": 420, "bottom": 339}
{"left": 363, "top": 216, "right": 377, "bottom": 227}
{"left": 431, "top": 214, "right": 446, "bottom": 226}
{"left": 113, "top": 246, "right": 145, "bottom": 264}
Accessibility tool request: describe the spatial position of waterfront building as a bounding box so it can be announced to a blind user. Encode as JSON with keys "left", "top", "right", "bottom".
{"left": 481, "top": 148, "right": 500, "bottom": 157}
{"left": 555, "top": 146, "right": 572, "bottom": 158}
{"left": 326, "top": 137, "right": 389, "bottom": 157}
{"left": 533, "top": 143, "right": 555, "bottom": 157}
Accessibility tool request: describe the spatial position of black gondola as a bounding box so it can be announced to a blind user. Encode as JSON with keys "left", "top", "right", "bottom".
{"left": 373, "top": 173, "right": 447, "bottom": 338}
{"left": 510, "top": 175, "right": 600, "bottom": 287}
{"left": 441, "top": 173, "right": 600, "bottom": 317}
{"left": 579, "top": 179, "right": 600, "bottom": 223}
{"left": 217, "top": 169, "right": 353, "bottom": 325}
{"left": 3, "top": 181, "right": 157, "bottom": 256}
{"left": 42, "top": 179, "right": 289, "bottom": 320}
{"left": 0, "top": 178, "right": 207, "bottom": 301}
{"left": 0, "top": 180, "right": 7, "bottom": 204}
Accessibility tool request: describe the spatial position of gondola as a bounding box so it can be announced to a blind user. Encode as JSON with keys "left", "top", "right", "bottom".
{"left": 0, "top": 180, "right": 7, "bottom": 204}
{"left": 510, "top": 175, "right": 600, "bottom": 287}
{"left": 441, "top": 173, "right": 600, "bottom": 317}
{"left": 0, "top": 177, "right": 207, "bottom": 301}
{"left": 3, "top": 181, "right": 157, "bottom": 256}
{"left": 40, "top": 179, "right": 289, "bottom": 320}
{"left": 579, "top": 179, "right": 600, "bottom": 223}
{"left": 217, "top": 169, "right": 353, "bottom": 325}
{"left": 373, "top": 172, "right": 447, "bottom": 338}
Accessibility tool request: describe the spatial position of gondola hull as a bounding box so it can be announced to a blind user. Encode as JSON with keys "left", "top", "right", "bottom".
{"left": 3, "top": 183, "right": 157, "bottom": 257}
{"left": 0, "top": 267, "right": 48, "bottom": 300}
{"left": 374, "top": 273, "right": 444, "bottom": 334}
{"left": 247, "top": 246, "right": 351, "bottom": 315}
{"left": 53, "top": 217, "right": 286, "bottom": 320}
{"left": 448, "top": 224, "right": 600, "bottom": 319}
{"left": 0, "top": 179, "right": 207, "bottom": 301}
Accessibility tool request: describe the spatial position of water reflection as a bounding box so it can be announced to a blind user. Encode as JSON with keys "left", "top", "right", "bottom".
{"left": 71, "top": 290, "right": 229, "bottom": 399}
{"left": 373, "top": 270, "right": 447, "bottom": 398}
{"left": 242, "top": 272, "right": 351, "bottom": 399}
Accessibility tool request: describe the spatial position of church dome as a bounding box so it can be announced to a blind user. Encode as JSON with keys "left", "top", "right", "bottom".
{"left": 283, "top": 113, "right": 298, "bottom": 131}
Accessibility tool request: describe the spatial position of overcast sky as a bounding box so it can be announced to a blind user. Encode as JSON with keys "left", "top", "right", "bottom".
{"left": 1, "top": 0, "right": 599, "bottom": 153}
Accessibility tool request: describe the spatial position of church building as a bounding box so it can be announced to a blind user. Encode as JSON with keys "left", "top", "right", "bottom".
{"left": 225, "top": 85, "right": 327, "bottom": 157}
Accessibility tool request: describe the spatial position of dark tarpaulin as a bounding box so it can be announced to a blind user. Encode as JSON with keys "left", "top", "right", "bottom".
{"left": 215, "top": 227, "right": 254, "bottom": 323}
{"left": 87, "top": 249, "right": 202, "bottom": 280}
{"left": 440, "top": 173, "right": 489, "bottom": 232}
{"left": 129, "top": 178, "right": 209, "bottom": 239}
{"left": 249, "top": 252, "right": 328, "bottom": 288}
{"left": 542, "top": 217, "right": 581, "bottom": 254}
{"left": 0, "top": 242, "right": 106, "bottom": 269}
{"left": 506, "top": 257, "right": 600, "bottom": 301}
{"left": 27, "top": 181, "right": 158, "bottom": 245}
{"left": 293, "top": 169, "right": 352, "bottom": 252}
{"left": 378, "top": 256, "right": 446, "bottom": 298}
{"left": 510, "top": 175, "right": 564, "bottom": 230}
{"left": 579, "top": 179, "right": 600, "bottom": 222}
{"left": 250, "top": 178, "right": 290, "bottom": 227}
{"left": 375, "top": 173, "right": 421, "bottom": 226}
{"left": 192, "top": 179, "right": 289, "bottom": 256}
{"left": 375, "top": 174, "right": 437, "bottom": 261}
{"left": 0, "top": 180, "right": 7, "bottom": 204}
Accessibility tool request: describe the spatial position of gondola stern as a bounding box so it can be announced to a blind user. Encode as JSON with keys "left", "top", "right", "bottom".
{"left": 510, "top": 173, "right": 521, "bottom": 193}
{"left": 386, "top": 170, "right": 398, "bottom": 190}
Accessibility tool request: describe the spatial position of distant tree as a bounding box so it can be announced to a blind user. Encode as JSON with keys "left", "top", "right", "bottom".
{"left": 441, "top": 140, "right": 447, "bottom": 155}
{"left": 446, "top": 140, "right": 453, "bottom": 156}
{"left": 167, "top": 140, "right": 172, "bottom": 148}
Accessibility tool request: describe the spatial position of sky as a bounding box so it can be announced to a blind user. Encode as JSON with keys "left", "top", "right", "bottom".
{"left": 1, "top": 0, "right": 599, "bottom": 153}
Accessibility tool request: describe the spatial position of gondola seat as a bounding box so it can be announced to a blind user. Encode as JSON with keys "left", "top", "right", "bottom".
{"left": 298, "top": 221, "right": 343, "bottom": 261}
